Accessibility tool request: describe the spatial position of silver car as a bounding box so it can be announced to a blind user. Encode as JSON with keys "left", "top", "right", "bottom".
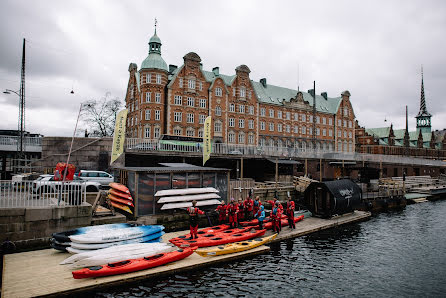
{"left": 77, "top": 170, "right": 114, "bottom": 187}
{"left": 32, "top": 175, "right": 101, "bottom": 193}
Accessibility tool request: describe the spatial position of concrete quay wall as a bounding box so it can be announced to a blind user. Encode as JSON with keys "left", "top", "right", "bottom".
{"left": 0, "top": 204, "right": 92, "bottom": 251}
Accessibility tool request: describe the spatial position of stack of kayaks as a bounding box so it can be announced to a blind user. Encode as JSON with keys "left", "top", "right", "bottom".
{"left": 156, "top": 187, "right": 222, "bottom": 210}
{"left": 109, "top": 182, "right": 134, "bottom": 214}
{"left": 51, "top": 223, "right": 140, "bottom": 252}
{"left": 72, "top": 246, "right": 196, "bottom": 279}
{"left": 195, "top": 234, "right": 278, "bottom": 257}
{"left": 170, "top": 228, "right": 267, "bottom": 248}
{"left": 61, "top": 242, "right": 176, "bottom": 268}
{"left": 51, "top": 224, "right": 165, "bottom": 253}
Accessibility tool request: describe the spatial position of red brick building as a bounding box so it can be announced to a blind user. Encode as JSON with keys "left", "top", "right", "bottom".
{"left": 125, "top": 30, "right": 356, "bottom": 152}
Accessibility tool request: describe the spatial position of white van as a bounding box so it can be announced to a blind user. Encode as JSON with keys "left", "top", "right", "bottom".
{"left": 77, "top": 170, "right": 114, "bottom": 187}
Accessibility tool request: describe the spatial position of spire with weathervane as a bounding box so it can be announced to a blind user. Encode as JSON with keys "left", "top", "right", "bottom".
{"left": 416, "top": 66, "right": 432, "bottom": 134}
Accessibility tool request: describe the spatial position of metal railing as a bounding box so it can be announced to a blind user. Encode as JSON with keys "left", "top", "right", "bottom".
{"left": 0, "top": 180, "right": 87, "bottom": 208}
{"left": 0, "top": 135, "right": 42, "bottom": 152}
{"left": 126, "top": 138, "right": 446, "bottom": 167}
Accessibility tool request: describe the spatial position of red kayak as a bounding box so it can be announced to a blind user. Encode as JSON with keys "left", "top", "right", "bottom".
{"left": 261, "top": 214, "right": 304, "bottom": 230}
{"left": 173, "top": 228, "right": 266, "bottom": 248}
{"left": 169, "top": 224, "right": 232, "bottom": 243}
{"left": 239, "top": 214, "right": 287, "bottom": 227}
{"left": 72, "top": 247, "right": 195, "bottom": 279}
{"left": 109, "top": 194, "right": 134, "bottom": 207}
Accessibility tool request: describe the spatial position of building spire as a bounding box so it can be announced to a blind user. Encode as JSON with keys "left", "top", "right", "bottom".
{"left": 404, "top": 105, "right": 410, "bottom": 148}
{"left": 419, "top": 65, "right": 426, "bottom": 113}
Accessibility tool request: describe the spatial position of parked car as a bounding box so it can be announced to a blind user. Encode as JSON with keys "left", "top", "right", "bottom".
{"left": 77, "top": 170, "right": 114, "bottom": 187}
{"left": 32, "top": 174, "right": 101, "bottom": 193}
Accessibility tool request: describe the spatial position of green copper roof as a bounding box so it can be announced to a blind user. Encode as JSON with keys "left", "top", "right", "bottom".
{"left": 202, "top": 70, "right": 235, "bottom": 85}
{"left": 251, "top": 81, "right": 342, "bottom": 114}
{"left": 141, "top": 53, "right": 168, "bottom": 71}
{"left": 149, "top": 33, "right": 161, "bottom": 44}
{"left": 365, "top": 127, "right": 391, "bottom": 138}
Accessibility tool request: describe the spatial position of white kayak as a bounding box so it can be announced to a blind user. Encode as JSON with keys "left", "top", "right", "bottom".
{"left": 161, "top": 199, "right": 222, "bottom": 210}
{"left": 69, "top": 225, "right": 164, "bottom": 244}
{"left": 69, "top": 245, "right": 177, "bottom": 268}
{"left": 157, "top": 193, "right": 221, "bottom": 204}
{"left": 69, "top": 231, "right": 164, "bottom": 250}
{"left": 155, "top": 187, "right": 219, "bottom": 197}
{"left": 61, "top": 242, "right": 173, "bottom": 265}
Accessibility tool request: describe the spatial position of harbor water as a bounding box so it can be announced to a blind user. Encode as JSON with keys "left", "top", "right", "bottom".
{"left": 94, "top": 200, "right": 446, "bottom": 297}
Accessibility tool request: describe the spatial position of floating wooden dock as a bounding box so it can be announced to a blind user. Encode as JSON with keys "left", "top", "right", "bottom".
{"left": 1, "top": 210, "right": 370, "bottom": 298}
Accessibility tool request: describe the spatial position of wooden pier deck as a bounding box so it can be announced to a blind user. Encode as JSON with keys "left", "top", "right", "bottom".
{"left": 1, "top": 210, "right": 370, "bottom": 298}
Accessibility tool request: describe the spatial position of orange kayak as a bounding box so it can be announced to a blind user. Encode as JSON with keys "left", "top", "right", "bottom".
{"left": 110, "top": 201, "right": 133, "bottom": 214}
{"left": 109, "top": 194, "right": 134, "bottom": 207}
{"left": 109, "top": 182, "right": 130, "bottom": 194}
{"left": 109, "top": 188, "right": 133, "bottom": 201}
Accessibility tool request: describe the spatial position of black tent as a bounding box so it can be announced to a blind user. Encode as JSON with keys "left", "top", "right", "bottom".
{"left": 303, "top": 179, "right": 362, "bottom": 218}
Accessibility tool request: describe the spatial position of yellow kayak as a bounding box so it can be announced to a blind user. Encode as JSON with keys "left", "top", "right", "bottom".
{"left": 195, "top": 234, "right": 277, "bottom": 257}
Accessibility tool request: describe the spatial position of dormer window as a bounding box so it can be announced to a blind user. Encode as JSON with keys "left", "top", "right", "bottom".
{"left": 188, "top": 79, "right": 196, "bottom": 89}
{"left": 240, "top": 87, "right": 246, "bottom": 98}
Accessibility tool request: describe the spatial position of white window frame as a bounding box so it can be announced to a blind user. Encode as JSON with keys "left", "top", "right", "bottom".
{"left": 248, "top": 119, "right": 254, "bottom": 129}
{"left": 154, "top": 126, "right": 160, "bottom": 138}
{"left": 188, "top": 79, "right": 196, "bottom": 89}
{"left": 215, "top": 87, "right": 222, "bottom": 96}
{"left": 155, "top": 110, "right": 160, "bottom": 121}
{"left": 187, "top": 113, "right": 194, "bottom": 123}
{"left": 146, "top": 92, "right": 151, "bottom": 103}
{"left": 187, "top": 97, "right": 194, "bottom": 107}
{"left": 174, "top": 112, "right": 182, "bottom": 122}
{"left": 145, "top": 109, "right": 151, "bottom": 120}
{"left": 215, "top": 106, "right": 222, "bottom": 116}
{"left": 260, "top": 108, "right": 266, "bottom": 117}
{"left": 199, "top": 98, "right": 206, "bottom": 108}
{"left": 239, "top": 119, "right": 245, "bottom": 128}
{"left": 156, "top": 74, "right": 161, "bottom": 84}
{"left": 155, "top": 93, "right": 161, "bottom": 103}
{"left": 174, "top": 95, "right": 182, "bottom": 105}
{"left": 229, "top": 118, "right": 235, "bottom": 127}
{"left": 260, "top": 121, "right": 265, "bottom": 131}
{"left": 229, "top": 103, "right": 235, "bottom": 112}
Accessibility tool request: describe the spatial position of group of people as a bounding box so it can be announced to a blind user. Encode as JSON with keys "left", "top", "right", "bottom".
{"left": 216, "top": 196, "right": 263, "bottom": 228}
{"left": 215, "top": 195, "right": 296, "bottom": 234}
{"left": 185, "top": 195, "right": 297, "bottom": 239}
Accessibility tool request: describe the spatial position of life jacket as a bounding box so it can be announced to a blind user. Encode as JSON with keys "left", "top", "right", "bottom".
{"left": 228, "top": 203, "right": 238, "bottom": 215}
{"left": 188, "top": 207, "right": 199, "bottom": 217}
{"left": 254, "top": 200, "right": 260, "bottom": 207}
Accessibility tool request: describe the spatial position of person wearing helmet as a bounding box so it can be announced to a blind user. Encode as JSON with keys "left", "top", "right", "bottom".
{"left": 286, "top": 196, "right": 296, "bottom": 229}
{"left": 253, "top": 196, "right": 262, "bottom": 218}
{"left": 187, "top": 200, "right": 205, "bottom": 239}
{"left": 215, "top": 200, "right": 227, "bottom": 224}
{"left": 226, "top": 198, "right": 239, "bottom": 228}
{"left": 254, "top": 205, "right": 266, "bottom": 230}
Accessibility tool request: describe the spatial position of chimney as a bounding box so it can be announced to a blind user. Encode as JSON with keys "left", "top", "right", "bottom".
{"left": 169, "top": 64, "right": 177, "bottom": 74}
{"left": 260, "top": 78, "right": 267, "bottom": 87}
{"left": 212, "top": 67, "right": 219, "bottom": 76}
{"left": 308, "top": 89, "right": 315, "bottom": 97}
{"left": 321, "top": 92, "right": 327, "bottom": 100}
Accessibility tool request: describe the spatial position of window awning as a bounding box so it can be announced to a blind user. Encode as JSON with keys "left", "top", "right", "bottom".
{"left": 267, "top": 159, "right": 301, "bottom": 165}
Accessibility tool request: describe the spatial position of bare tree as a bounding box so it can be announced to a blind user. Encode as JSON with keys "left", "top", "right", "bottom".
{"left": 81, "top": 92, "right": 122, "bottom": 137}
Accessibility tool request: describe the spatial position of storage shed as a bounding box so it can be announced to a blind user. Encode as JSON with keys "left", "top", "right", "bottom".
{"left": 303, "top": 179, "right": 362, "bottom": 218}
{"left": 114, "top": 163, "right": 230, "bottom": 216}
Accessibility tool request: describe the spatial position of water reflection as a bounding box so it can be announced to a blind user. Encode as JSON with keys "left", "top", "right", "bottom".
{"left": 94, "top": 201, "right": 446, "bottom": 297}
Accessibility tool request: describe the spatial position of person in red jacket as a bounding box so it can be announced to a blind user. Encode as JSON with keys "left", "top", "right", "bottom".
{"left": 244, "top": 196, "right": 254, "bottom": 220}
{"left": 286, "top": 196, "right": 296, "bottom": 229}
{"left": 187, "top": 200, "right": 205, "bottom": 239}
{"left": 215, "top": 200, "right": 227, "bottom": 224}
{"left": 226, "top": 198, "right": 239, "bottom": 228}
{"left": 271, "top": 201, "right": 282, "bottom": 234}
{"left": 253, "top": 196, "right": 262, "bottom": 218}
{"left": 237, "top": 198, "right": 245, "bottom": 225}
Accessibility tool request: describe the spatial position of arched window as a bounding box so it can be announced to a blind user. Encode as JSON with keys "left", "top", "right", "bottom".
{"left": 186, "top": 127, "right": 195, "bottom": 137}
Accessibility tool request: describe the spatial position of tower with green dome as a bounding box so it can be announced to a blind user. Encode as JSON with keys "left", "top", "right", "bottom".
{"left": 140, "top": 25, "right": 168, "bottom": 72}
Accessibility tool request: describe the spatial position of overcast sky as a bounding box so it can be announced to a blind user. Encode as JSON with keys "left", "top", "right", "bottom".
{"left": 0, "top": 0, "right": 445, "bottom": 137}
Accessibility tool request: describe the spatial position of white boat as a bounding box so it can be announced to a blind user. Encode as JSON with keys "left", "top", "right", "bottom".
{"left": 69, "top": 246, "right": 176, "bottom": 268}
{"left": 155, "top": 187, "right": 219, "bottom": 197}
{"left": 69, "top": 231, "right": 164, "bottom": 250}
{"left": 161, "top": 199, "right": 222, "bottom": 210}
{"left": 157, "top": 193, "right": 221, "bottom": 204}
{"left": 69, "top": 225, "right": 163, "bottom": 244}
{"left": 61, "top": 242, "right": 172, "bottom": 264}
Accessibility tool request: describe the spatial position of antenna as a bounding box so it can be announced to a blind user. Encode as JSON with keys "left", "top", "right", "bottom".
{"left": 154, "top": 18, "right": 158, "bottom": 34}
{"left": 297, "top": 63, "right": 300, "bottom": 92}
